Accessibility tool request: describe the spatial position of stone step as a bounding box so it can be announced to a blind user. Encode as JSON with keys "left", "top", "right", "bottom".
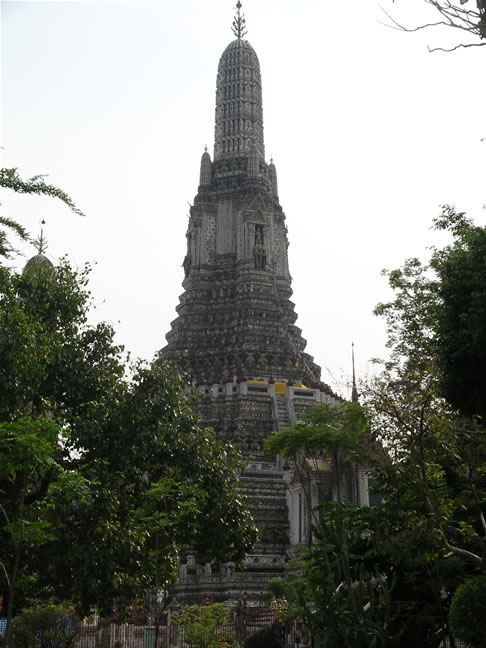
{"left": 274, "top": 395, "right": 290, "bottom": 431}
{"left": 240, "top": 485, "right": 286, "bottom": 495}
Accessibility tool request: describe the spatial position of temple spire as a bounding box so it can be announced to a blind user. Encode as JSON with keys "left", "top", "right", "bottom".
{"left": 34, "top": 219, "right": 48, "bottom": 254}
{"left": 232, "top": 1, "right": 247, "bottom": 39}
{"left": 268, "top": 157, "right": 278, "bottom": 198}
{"left": 214, "top": 6, "right": 263, "bottom": 161}
{"left": 351, "top": 342, "right": 359, "bottom": 402}
{"left": 199, "top": 146, "right": 212, "bottom": 186}
{"left": 23, "top": 219, "right": 54, "bottom": 275}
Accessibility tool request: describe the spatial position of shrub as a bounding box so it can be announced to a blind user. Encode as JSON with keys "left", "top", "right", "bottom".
{"left": 449, "top": 575, "right": 486, "bottom": 648}
{"left": 172, "top": 602, "right": 231, "bottom": 648}
{"left": 7, "top": 604, "right": 81, "bottom": 648}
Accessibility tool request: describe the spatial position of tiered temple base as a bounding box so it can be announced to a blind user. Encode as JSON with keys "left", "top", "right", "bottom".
{"left": 170, "top": 379, "right": 340, "bottom": 604}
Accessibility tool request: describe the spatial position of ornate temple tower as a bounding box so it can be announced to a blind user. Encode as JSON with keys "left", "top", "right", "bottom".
{"left": 164, "top": 3, "right": 323, "bottom": 390}
{"left": 163, "top": 4, "right": 368, "bottom": 604}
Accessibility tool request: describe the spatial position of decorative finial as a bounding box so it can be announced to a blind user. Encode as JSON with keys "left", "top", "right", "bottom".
{"left": 351, "top": 342, "right": 359, "bottom": 403}
{"left": 34, "top": 219, "right": 48, "bottom": 254}
{"left": 204, "top": 144, "right": 208, "bottom": 153}
{"left": 232, "top": 1, "right": 247, "bottom": 39}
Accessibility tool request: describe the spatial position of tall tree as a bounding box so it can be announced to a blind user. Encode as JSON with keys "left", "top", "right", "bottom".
{"left": 431, "top": 206, "right": 486, "bottom": 417}
{"left": 264, "top": 207, "right": 486, "bottom": 645}
{"left": 370, "top": 245, "right": 486, "bottom": 571}
{"left": 44, "top": 358, "right": 258, "bottom": 617}
{"left": 264, "top": 403, "right": 395, "bottom": 648}
{"left": 361, "top": 230, "right": 486, "bottom": 643}
{"left": 0, "top": 259, "right": 258, "bottom": 621}
{"left": 0, "top": 417, "right": 63, "bottom": 641}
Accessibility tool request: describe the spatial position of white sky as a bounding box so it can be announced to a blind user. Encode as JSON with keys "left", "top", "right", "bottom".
{"left": 1, "top": 0, "right": 485, "bottom": 395}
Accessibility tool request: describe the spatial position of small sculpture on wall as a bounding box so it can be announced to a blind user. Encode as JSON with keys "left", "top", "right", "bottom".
{"left": 254, "top": 225, "right": 266, "bottom": 270}
{"left": 183, "top": 232, "right": 193, "bottom": 276}
{"left": 183, "top": 254, "right": 192, "bottom": 276}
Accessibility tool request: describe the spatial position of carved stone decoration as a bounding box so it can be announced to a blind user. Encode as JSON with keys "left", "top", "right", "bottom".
{"left": 182, "top": 254, "right": 192, "bottom": 276}
{"left": 253, "top": 225, "right": 266, "bottom": 270}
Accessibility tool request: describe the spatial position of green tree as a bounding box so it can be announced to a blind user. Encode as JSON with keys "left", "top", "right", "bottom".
{"left": 0, "top": 168, "right": 84, "bottom": 259}
{"left": 431, "top": 206, "right": 486, "bottom": 417}
{"left": 0, "top": 418, "right": 63, "bottom": 640}
{"left": 0, "top": 259, "right": 108, "bottom": 636}
{"left": 263, "top": 205, "right": 486, "bottom": 645}
{"left": 449, "top": 575, "right": 486, "bottom": 647}
{"left": 44, "top": 358, "right": 258, "bottom": 617}
{"left": 268, "top": 499, "right": 457, "bottom": 648}
{"left": 370, "top": 217, "right": 486, "bottom": 571}
{"left": 0, "top": 259, "right": 258, "bottom": 622}
{"left": 264, "top": 403, "right": 397, "bottom": 647}
{"left": 264, "top": 401, "right": 367, "bottom": 520}
{"left": 172, "top": 602, "right": 230, "bottom": 648}
{"left": 358, "top": 223, "right": 486, "bottom": 642}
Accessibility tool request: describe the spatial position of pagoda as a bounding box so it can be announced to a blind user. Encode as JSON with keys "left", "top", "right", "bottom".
{"left": 162, "top": 3, "right": 368, "bottom": 604}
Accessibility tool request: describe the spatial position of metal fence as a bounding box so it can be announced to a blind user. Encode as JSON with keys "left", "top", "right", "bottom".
{"left": 76, "top": 610, "right": 470, "bottom": 648}
{"left": 76, "top": 605, "right": 299, "bottom": 648}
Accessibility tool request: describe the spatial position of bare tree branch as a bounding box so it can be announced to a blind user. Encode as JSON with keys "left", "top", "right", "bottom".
{"left": 427, "top": 40, "right": 486, "bottom": 50}
{"left": 379, "top": 1, "right": 486, "bottom": 52}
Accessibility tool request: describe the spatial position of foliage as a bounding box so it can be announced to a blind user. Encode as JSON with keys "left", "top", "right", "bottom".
{"left": 369, "top": 213, "right": 486, "bottom": 570}
{"left": 431, "top": 206, "right": 486, "bottom": 417}
{"left": 358, "top": 206, "right": 486, "bottom": 641}
{"left": 264, "top": 206, "right": 486, "bottom": 645}
{"left": 270, "top": 503, "right": 412, "bottom": 648}
{"left": 0, "top": 260, "right": 123, "bottom": 423}
{"left": 0, "top": 168, "right": 84, "bottom": 259}
{"left": 0, "top": 216, "right": 29, "bottom": 262}
{"left": 7, "top": 604, "right": 81, "bottom": 648}
{"left": 265, "top": 404, "right": 400, "bottom": 647}
{"left": 0, "top": 169, "right": 84, "bottom": 217}
{"left": 172, "top": 602, "right": 231, "bottom": 648}
{"left": 0, "top": 259, "right": 126, "bottom": 630}
{"left": 267, "top": 454, "right": 466, "bottom": 646}
{"left": 265, "top": 400, "right": 367, "bottom": 525}
{"left": 382, "top": 0, "right": 486, "bottom": 52}
{"left": 449, "top": 575, "right": 486, "bottom": 647}
{"left": 0, "top": 260, "right": 258, "bottom": 621}
{"left": 374, "top": 257, "right": 439, "bottom": 370}
{"left": 44, "top": 358, "right": 258, "bottom": 617}
{"left": 0, "top": 417, "right": 65, "bottom": 637}
{"left": 265, "top": 401, "right": 367, "bottom": 463}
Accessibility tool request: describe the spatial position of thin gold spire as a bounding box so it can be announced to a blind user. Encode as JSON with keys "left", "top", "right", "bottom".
{"left": 351, "top": 342, "right": 359, "bottom": 402}
{"left": 34, "top": 219, "right": 48, "bottom": 254}
{"left": 232, "top": 1, "right": 247, "bottom": 39}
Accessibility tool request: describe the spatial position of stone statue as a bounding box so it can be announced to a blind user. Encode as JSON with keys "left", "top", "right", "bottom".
{"left": 254, "top": 229, "right": 266, "bottom": 270}
{"left": 183, "top": 254, "right": 192, "bottom": 276}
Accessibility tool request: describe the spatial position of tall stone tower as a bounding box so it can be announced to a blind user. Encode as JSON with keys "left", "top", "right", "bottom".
{"left": 163, "top": 4, "right": 368, "bottom": 604}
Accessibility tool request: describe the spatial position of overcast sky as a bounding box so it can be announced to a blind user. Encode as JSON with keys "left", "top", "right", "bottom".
{"left": 2, "top": 0, "right": 485, "bottom": 395}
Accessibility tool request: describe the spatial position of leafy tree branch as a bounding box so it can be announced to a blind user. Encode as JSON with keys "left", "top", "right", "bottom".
{"left": 0, "top": 168, "right": 85, "bottom": 217}
{"left": 0, "top": 167, "right": 85, "bottom": 259}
